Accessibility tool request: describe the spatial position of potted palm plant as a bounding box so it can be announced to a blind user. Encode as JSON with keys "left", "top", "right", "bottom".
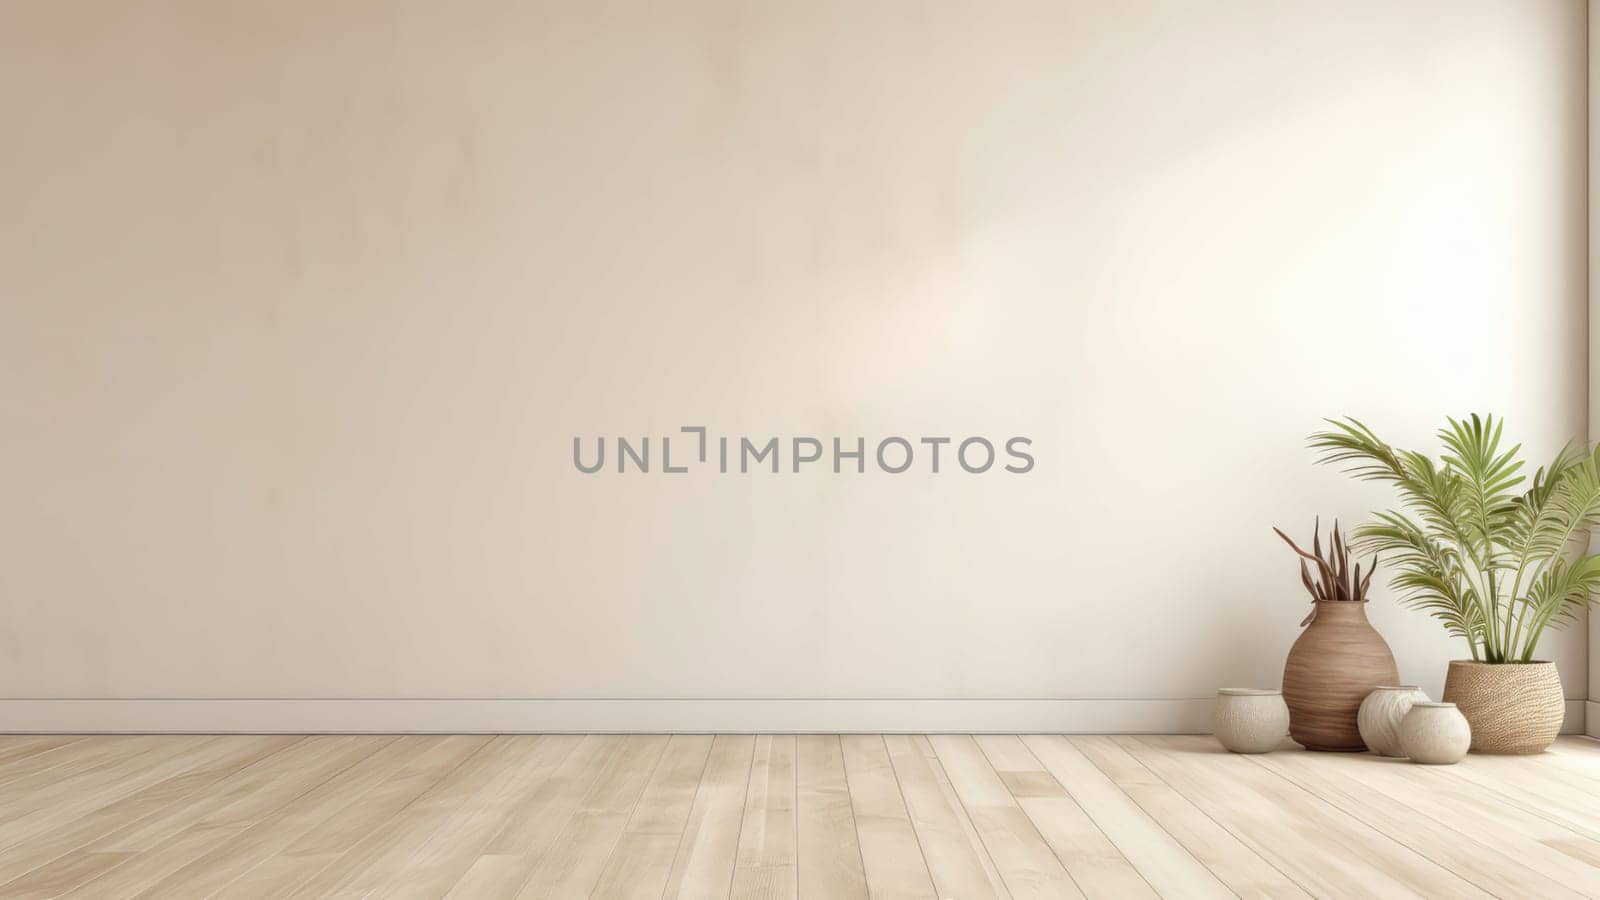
{"left": 1310, "top": 414, "right": 1600, "bottom": 753}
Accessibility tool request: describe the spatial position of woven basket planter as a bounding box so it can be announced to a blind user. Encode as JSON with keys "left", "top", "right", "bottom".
{"left": 1440, "top": 660, "right": 1564, "bottom": 754}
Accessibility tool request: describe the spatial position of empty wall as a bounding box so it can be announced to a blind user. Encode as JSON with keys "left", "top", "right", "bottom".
{"left": 0, "top": 0, "right": 1588, "bottom": 730}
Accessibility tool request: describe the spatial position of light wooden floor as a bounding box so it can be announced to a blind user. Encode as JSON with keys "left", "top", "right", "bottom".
{"left": 2, "top": 735, "right": 1600, "bottom": 898}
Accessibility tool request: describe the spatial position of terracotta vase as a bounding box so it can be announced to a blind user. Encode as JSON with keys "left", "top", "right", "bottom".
{"left": 1282, "top": 600, "right": 1399, "bottom": 751}
{"left": 1440, "top": 660, "right": 1565, "bottom": 754}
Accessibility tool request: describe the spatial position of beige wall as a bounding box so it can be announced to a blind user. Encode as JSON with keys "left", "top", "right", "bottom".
{"left": 0, "top": 1, "right": 1588, "bottom": 729}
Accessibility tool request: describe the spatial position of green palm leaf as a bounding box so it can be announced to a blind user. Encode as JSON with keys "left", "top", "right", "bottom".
{"left": 1436, "top": 414, "right": 1523, "bottom": 565}
{"left": 1310, "top": 415, "right": 1600, "bottom": 663}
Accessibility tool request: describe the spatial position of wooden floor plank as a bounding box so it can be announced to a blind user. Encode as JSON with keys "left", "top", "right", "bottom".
{"left": 8, "top": 733, "right": 1600, "bottom": 899}
{"left": 622, "top": 734, "right": 716, "bottom": 837}
{"left": 795, "top": 735, "right": 868, "bottom": 900}
{"left": 590, "top": 734, "right": 714, "bottom": 899}
{"left": 0, "top": 735, "right": 298, "bottom": 890}
{"left": 929, "top": 735, "right": 1083, "bottom": 899}
{"left": 1126, "top": 735, "right": 1489, "bottom": 898}
{"left": 516, "top": 734, "right": 671, "bottom": 897}
{"left": 662, "top": 734, "right": 756, "bottom": 899}
{"left": 1441, "top": 750, "right": 1600, "bottom": 838}
{"left": 1248, "top": 746, "right": 1584, "bottom": 900}
{"left": 0, "top": 735, "right": 204, "bottom": 850}
{"left": 443, "top": 734, "right": 620, "bottom": 897}
{"left": 44, "top": 736, "right": 383, "bottom": 898}
{"left": 0, "top": 739, "right": 228, "bottom": 859}
{"left": 884, "top": 735, "right": 1010, "bottom": 900}
{"left": 0, "top": 736, "right": 85, "bottom": 774}
{"left": 796, "top": 733, "right": 870, "bottom": 890}
{"left": 370, "top": 735, "right": 581, "bottom": 898}
{"left": 0, "top": 735, "right": 153, "bottom": 794}
{"left": 1458, "top": 743, "right": 1600, "bottom": 805}
{"left": 729, "top": 734, "right": 798, "bottom": 899}
{"left": 838, "top": 735, "right": 932, "bottom": 899}
{"left": 128, "top": 736, "right": 437, "bottom": 898}
{"left": 1022, "top": 735, "right": 1229, "bottom": 899}
{"left": 977, "top": 735, "right": 1153, "bottom": 899}
{"left": 1069, "top": 736, "right": 1307, "bottom": 899}
{"left": 1279, "top": 742, "right": 1600, "bottom": 895}
{"left": 1529, "top": 737, "right": 1600, "bottom": 790}
{"left": 88, "top": 737, "right": 367, "bottom": 854}
{"left": 221, "top": 735, "right": 489, "bottom": 899}
{"left": 593, "top": 832, "right": 685, "bottom": 900}
{"left": 279, "top": 736, "right": 537, "bottom": 899}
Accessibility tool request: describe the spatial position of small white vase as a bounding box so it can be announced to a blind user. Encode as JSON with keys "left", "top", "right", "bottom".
{"left": 1358, "top": 685, "right": 1429, "bottom": 757}
{"left": 1399, "top": 702, "right": 1472, "bottom": 765}
{"left": 1213, "top": 688, "right": 1290, "bottom": 754}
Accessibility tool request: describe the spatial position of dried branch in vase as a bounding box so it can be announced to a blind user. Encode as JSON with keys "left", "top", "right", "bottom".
{"left": 1274, "top": 517, "right": 1378, "bottom": 625}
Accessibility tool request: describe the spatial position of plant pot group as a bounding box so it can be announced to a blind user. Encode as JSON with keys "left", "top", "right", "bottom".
{"left": 1267, "top": 601, "right": 1565, "bottom": 756}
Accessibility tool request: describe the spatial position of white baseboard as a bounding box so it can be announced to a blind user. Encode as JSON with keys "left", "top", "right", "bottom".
{"left": 0, "top": 697, "right": 1583, "bottom": 735}
{"left": 0, "top": 698, "right": 1215, "bottom": 734}
{"left": 1586, "top": 701, "right": 1600, "bottom": 738}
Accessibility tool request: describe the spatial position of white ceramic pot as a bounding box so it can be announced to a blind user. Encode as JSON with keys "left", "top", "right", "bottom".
{"left": 1399, "top": 701, "right": 1472, "bottom": 765}
{"left": 1357, "top": 685, "right": 1429, "bottom": 757}
{"left": 1213, "top": 688, "right": 1290, "bottom": 754}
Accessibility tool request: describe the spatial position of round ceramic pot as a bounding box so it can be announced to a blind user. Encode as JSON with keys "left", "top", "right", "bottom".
{"left": 1282, "top": 601, "right": 1399, "bottom": 751}
{"left": 1399, "top": 702, "right": 1471, "bottom": 764}
{"left": 1357, "top": 685, "right": 1429, "bottom": 757}
{"left": 1440, "top": 660, "right": 1564, "bottom": 754}
{"left": 1213, "top": 689, "right": 1290, "bottom": 754}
